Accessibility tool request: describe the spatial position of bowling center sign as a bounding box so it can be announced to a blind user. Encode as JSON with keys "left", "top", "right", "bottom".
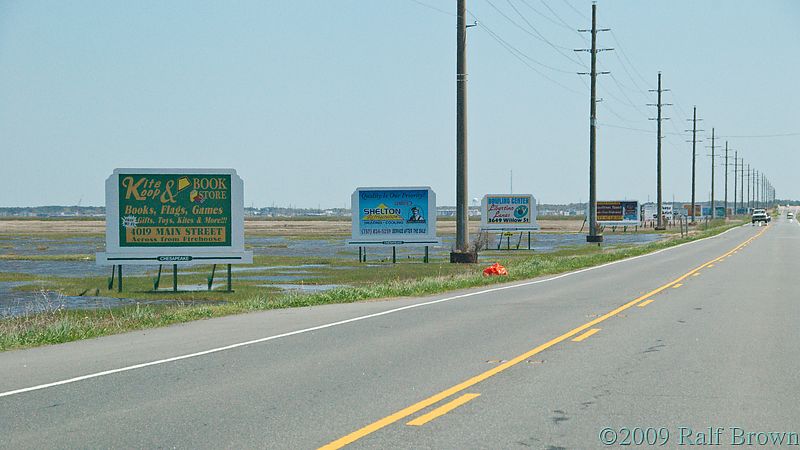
{"left": 97, "top": 169, "right": 252, "bottom": 265}
{"left": 480, "top": 194, "right": 539, "bottom": 231}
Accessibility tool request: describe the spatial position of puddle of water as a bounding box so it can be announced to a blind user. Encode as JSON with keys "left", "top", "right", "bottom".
{"left": 0, "top": 281, "right": 217, "bottom": 318}
{"left": 0, "top": 260, "right": 151, "bottom": 278}
{"left": 257, "top": 283, "right": 343, "bottom": 293}
{"left": 154, "top": 283, "right": 226, "bottom": 292}
{"left": 237, "top": 274, "right": 320, "bottom": 282}
{"left": 0, "top": 233, "right": 662, "bottom": 281}
{"left": 185, "top": 264, "right": 328, "bottom": 275}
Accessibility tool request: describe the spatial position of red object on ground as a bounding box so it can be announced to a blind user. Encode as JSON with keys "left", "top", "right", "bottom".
{"left": 482, "top": 262, "right": 508, "bottom": 276}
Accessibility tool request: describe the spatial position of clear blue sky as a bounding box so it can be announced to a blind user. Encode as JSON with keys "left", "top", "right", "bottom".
{"left": 1, "top": 1, "right": 798, "bottom": 208}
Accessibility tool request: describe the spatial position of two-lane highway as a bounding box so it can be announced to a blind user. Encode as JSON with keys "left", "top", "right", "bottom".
{"left": 1, "top": 216, "right": 797, "bottom": 449}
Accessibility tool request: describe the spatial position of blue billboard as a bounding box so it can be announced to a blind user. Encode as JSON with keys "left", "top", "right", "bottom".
{"left": 349, "top": 187, "right": 440, "bottom": 246}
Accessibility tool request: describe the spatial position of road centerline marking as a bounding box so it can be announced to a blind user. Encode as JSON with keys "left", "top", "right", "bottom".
{"left": 0, "top": 225, "right": 756, "bottom": 401}
{"left": 672, "top": 283, "right": 683, "bottom": 288}
{"left": 637, "top": 299, "right": 655, "bottom": 307}
{"left": 406, "top": 393, "right": 480, "bottom": 426}
{"left": 320, "top": 226, "right": 768, "bottom": 449}
{"left": 572, "top": 328, "right": 601, "bottom": 342}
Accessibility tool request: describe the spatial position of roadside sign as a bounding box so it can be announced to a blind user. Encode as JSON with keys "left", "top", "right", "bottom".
{"left": 596, "top": 200, "right": 639, "bottom": 225}
{"left": 682, "top": 204, "right": 702, "bottom": 217}
{"left": 641, "top": 203, "right": 657, "bottom": 221}
{"left": 480, "top": 194, "right": 539, "bottom": 231}
{"left": 347, "top": 187, "right": 440, "bottom": 246}
{"left": 96, "top": 169, "right": 252, "bottom": 265}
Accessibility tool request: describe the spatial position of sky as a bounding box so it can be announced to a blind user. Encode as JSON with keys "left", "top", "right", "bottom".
{"left": 1, "top": 0, "right": 798, "bottom": 208}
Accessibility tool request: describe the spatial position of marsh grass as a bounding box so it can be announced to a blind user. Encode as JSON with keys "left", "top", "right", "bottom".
{"left": 0, "top": 221, "right": 743, "bottom": 351}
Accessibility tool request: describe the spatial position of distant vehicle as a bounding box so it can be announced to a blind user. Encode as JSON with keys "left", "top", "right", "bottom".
{"left": 752, "top": 210, "right": 769, "bottom": 225}
{"left": 788, "top": 212, "right": 794, "bottom": 220}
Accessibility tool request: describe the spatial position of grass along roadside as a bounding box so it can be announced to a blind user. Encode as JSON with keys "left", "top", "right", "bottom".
{"left": 0, "top": 221, "right": 743, "bottom": 352}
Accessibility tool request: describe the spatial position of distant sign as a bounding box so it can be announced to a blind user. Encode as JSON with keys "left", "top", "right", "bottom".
{"left": 682, "top": 204, "right": 702, "bottom": 217}
{"left": 702, "top": 206, "right": 728, "bottom": 217}
{"left": 97, "top": 169, "right": 252, "bottom": 265}
{"left": 348, "top": 187, "right": 440, "bottom": 246}
{"left": 480, "top": 194, "right": 539, "bottom": 231}
{"left": 597, "top": 200, "right": 639, "bottom": 225}
{"left": 641, "top": 203, "right": 657, "bottom": 221}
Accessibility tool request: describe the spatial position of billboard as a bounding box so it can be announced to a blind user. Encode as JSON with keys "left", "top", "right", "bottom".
{"left": 596, "top": 200, "right": 639, "bottom": 225}
{"left": 480, "top": 194, "right": 539, "bottom": 231}
{"left": 641, "top": 203, "right": 657, "bottom": 221}
{"left": 702, "top": 206, "right": 728, "bottom": 217}
{"left": 682, "top": 204, "right": 702, "bottom": 217}
{"left": 348, "top": 187, "right": 440, "bottom": 246}
{"left": 96, "top": 169, "right": 252, "bottom": 265}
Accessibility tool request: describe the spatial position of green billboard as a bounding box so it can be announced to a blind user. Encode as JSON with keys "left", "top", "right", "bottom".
{"left": 118, "top": 173, "right": 232, "bottom": 247}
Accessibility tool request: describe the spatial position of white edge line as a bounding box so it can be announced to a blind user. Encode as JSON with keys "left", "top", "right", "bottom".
{"left": 0, "top": 224, "right": 747, "bottom": 399}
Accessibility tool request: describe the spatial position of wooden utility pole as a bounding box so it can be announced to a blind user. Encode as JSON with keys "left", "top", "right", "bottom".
{"left": 686, "top": 107, "right": 702, "bottom": 223}
{"left": 724, "top": 141, "right": 729, "bottom": 218}
{"left": 577, "top": 3, "right": 610, "bottom": 243}
{"left": 733, "top": 150, "right": 738, "bottom": 215}
{"left": 451, "top": 0, "right": 474, "bottom": 262}
{"left": 710, "top": 128, "right": 716, "bottom": 218}
{"left": 649, "top": 73, "right": 671, "bottom": 230}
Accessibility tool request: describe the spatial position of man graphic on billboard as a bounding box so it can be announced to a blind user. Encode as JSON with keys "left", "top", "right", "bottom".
{"left": 407, "top": 206, "right": 426, "bottom": 223}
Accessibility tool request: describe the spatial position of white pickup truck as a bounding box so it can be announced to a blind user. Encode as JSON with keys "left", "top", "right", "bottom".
{"left": 751, "top": 209, "right": 770, "bottom": 225}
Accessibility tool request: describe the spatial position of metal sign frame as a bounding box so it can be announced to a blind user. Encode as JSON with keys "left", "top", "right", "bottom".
{"left": 347, "top": 186, "right": 441, "bottom": 246}
{"left": 596, "top": 200, "right": 640, "bottom": 226}
{"left": 480, "top": 194, "right": 539, "bottom": 231}
{"left": 97, "top": 168, "right": 252, "bottom": 266}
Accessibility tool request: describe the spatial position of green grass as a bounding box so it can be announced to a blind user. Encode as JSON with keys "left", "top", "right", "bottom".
{"left": 0, "top": 220, "right": 744, "bottom": 352}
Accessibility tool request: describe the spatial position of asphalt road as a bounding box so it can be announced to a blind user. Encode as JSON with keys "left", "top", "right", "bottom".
{"left": 1, "top": 211, "right": 798, "bottom": 449}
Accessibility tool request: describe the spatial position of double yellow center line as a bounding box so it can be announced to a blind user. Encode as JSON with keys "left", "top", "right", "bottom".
{"left": 320, "top": 226, "right": 768, "bottom": 449}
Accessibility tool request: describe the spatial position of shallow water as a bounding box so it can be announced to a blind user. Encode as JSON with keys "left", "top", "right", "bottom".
{"left": 257, "top": 283, "right": 343, "bottom": 293}
{"left": 0, "top": 281, "right": 209, "bottom": 318}
{"left": 0, "top": 231, "right": 663, "bottom": 316}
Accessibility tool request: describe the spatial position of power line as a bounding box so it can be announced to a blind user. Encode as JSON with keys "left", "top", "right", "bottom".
{"left": 406, "top": 0, "right": 454, "bottom": 16}
{"left": 718, "top": 132, "right": 800, "bottom": 138}
{"left": 474, "top": 19, "right": 584, "bottom": 95}
{"left": 516, "top": 0, "right": 574, "bottom": 30}
{"left": 560, "top": 0, "right": 588, "bottom": 20}
{"left": 483, "top": 0, "right": 586, "bottom": 67}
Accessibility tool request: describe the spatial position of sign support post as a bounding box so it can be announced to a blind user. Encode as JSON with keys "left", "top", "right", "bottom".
{"left": 348, "top": 187, "right": 441, "bottom": 263}
{"left": 97, "top": 169, "right": 252, "bottom": 292}
{"left": 480, "top": 194, "right": 539, "bottom": 249}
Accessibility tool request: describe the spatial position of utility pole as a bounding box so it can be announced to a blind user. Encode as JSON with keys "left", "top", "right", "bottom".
{"left": 723, "top": 141, "right": 729, "bottom": 218}
{"left": 754, "top": 170, "right": 759, "bottom": 209}
{"left": 576, "top": 3, "right": 611, "bottom": 243}
{"left": 686, "top": 107, "right": 702, "bottom": 223}
{"left": 451, "top": 0, "right": 474, "bottom": 262}
{"left": 649, "top": 72, "right": 671, "bottom": 230}
{"left": 747, "top": 166, "right": 751, "bottom": 211}
{"left": 733, "top": 150, "right": 738, "bottom": 215}
{"left": 709, "top": 128, "right": 716, "bottom": 218}
{"left": 739, "top": 157, "right": 744, "bottom": 214}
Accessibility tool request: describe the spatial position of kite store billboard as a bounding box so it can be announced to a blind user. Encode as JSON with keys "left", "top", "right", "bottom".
{"left": 596, "top": 200, "right": 640, "bottom": 225}
{"left": 96, "top": 169, "right": 252, "bottom": 265}
{"left": 480, "top": 194, "right": 539, "bottom": 231}
{"left": 348, "top": 187, "right": 440, "bottom": 246}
